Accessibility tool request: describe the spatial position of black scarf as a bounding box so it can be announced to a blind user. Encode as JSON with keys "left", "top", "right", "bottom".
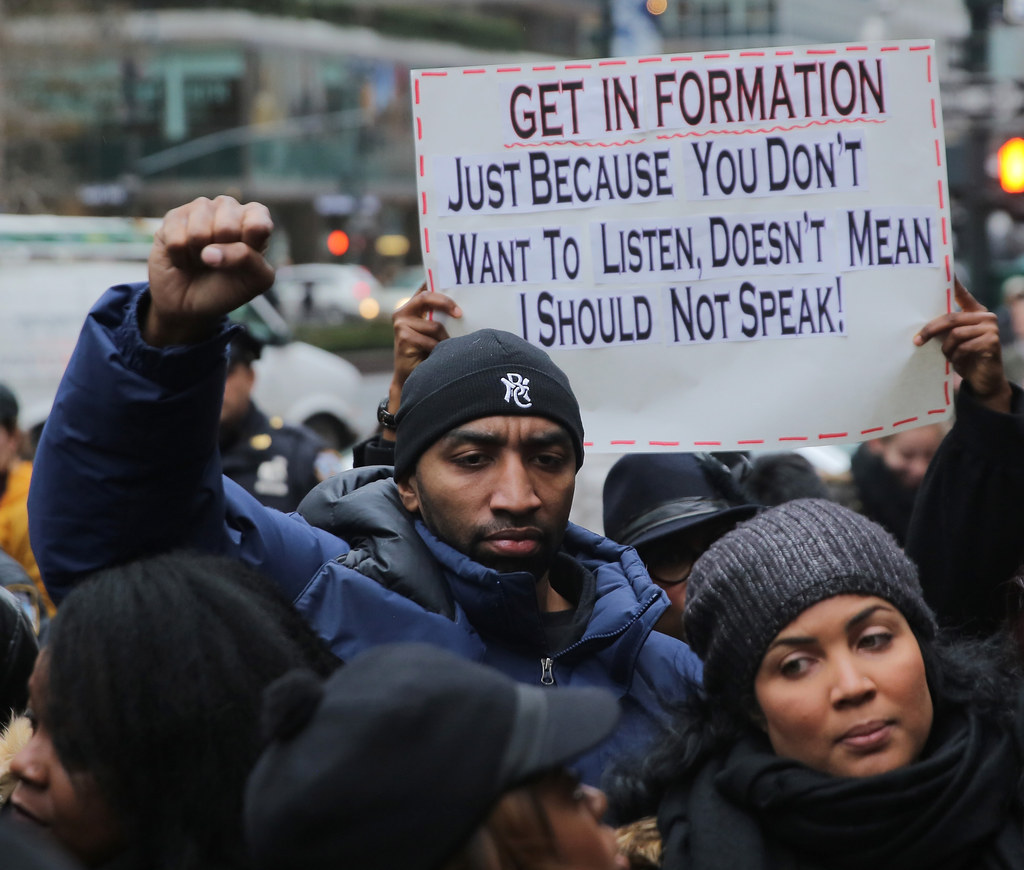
{"left": 659, "top": 703, "right": 1024, "bottom": 870}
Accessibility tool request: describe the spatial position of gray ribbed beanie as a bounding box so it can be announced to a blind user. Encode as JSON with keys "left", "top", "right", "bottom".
{"left": 684, "top": 498, "right": 937, "bottom": 704}
{"left": 394, "top": 329, "right": 584, "bottom": 479}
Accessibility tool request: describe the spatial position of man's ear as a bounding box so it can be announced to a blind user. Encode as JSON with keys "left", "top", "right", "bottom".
{"left": 396, "top": 475, "right": 420, "bottom": 514}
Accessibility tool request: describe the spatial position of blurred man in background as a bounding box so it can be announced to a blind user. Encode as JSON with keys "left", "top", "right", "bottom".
{"left": 219, "top": 331, "right": 342, "bottom": 513}
{"left": 0, "top": 384, "right": 53, "bottom": 627}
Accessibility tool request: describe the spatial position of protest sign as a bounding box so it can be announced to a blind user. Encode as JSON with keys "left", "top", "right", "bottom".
{"left": 411, "top": 41, "right": 953, "bottom": 452}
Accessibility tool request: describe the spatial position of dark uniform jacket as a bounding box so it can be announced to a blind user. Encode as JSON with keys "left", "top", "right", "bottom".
{"left": 220, "top": 403, "right": 331, "bottom": 513}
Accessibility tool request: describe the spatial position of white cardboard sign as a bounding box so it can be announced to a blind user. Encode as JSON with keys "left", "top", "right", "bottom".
{"left": 412, "top": 41, "right": 954, "bottom": 453}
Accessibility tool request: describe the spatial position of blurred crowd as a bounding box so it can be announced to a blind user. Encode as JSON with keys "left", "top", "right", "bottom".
{"left": 0, "top": 195, "right": 1023, "bottom": 870}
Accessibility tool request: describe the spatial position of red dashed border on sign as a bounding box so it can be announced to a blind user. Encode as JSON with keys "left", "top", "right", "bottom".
{"left": 413, "top": 43, "right": 953, "bottom": 449}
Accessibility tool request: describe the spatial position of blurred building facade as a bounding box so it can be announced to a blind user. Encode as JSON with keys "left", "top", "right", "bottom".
{"left": 2, "top": 8, "right": 556, "bottom": 265}
{"left": 2, "top": 1, "right": 1011, "bottom": 280}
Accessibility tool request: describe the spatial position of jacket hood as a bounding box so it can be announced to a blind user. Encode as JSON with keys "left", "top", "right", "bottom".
{"left": 299, "top": 466, "right": 455, "bottom": 618}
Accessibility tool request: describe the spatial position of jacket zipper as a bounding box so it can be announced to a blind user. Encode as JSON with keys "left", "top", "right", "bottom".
{"left": 538, "top": 591, "right": 662, "bottom": 687}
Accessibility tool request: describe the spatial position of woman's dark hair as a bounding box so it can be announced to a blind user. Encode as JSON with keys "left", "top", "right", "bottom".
{"left": 607, "top": 627, "right": 1023, "bottom": 822}
{"left": 43, "top": 550, "right": 339, "bottom": 870}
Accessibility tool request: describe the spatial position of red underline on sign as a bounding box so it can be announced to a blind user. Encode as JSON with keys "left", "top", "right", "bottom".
{"left": 649, "top": 441, "right": 680, "bottom": 446}
{"left": 893, "top": 417, "right": 918, "bottom": 427}
{"left": 497, "top": 67, "right": 522, "bottom": 73}
{"left": 944, "top": 382, "right": 950, "bottom": 405}
{"left": 599, "top": 60, "right": 627, "bottom": 66}
{"left": 694, "top": 441, "right": 722, "bottom": 446}
{"left": 505, "top": 139, "right": 647, "bottom": 149}
{"left": 910, "top": 44, "right": 931, "bottom": 51}
{"left": 927, "top": 54, "right": 933, "bottom": 82}
{"left": 414, "top": 80, "right": 420, "bottom": 105}
{"left": 462, "top": 69, "right": 485, "bottom": 75}
{"left": 654, "top": 118, "right": 886, "bottom": 141}
{"left": 421, "top": 192, "right": 427, "bottom": 215}
{"left": 928, "top": 409, "right": 947, "bottom": 416}
{"left": 942, "top": 217, "right": 948, "bottom": 246}
{"left": 775, "top": 50, "right": 794, "bottom": 56}
{"left": 532, "top": 65, "right": 557, "bottom": 71}
{"left": 423, "top": 228, "right": 430, "bottom": 254}
{"left": 740, "top": 51, "right": 765, "bottom": 57}
{"left": 427, "top": 269, "right": 435, "bottom": 292}
{"left": 583, "top": 442, "right": 594, "bottom": 448}
{"left": 818, "top": 432, "right": 848, "bottom": 439}
{"left": 935, "top": 140, "right": 942, "bottom": 166}
{"left": 639, "top": 57, "right": 663, "bottom": 63}
{"left": 946, "top": 282, "right": 952, "bottom": 313}
{"left": 565, "top": 64, "right": 592, "bottom": 69}
{"left": 418, "top": 155, "right": 424, "bottom": 176}
{"left": 807, "top": 49, "right": 837, "bottom": 55}
{"left": 945, "top": 255, "right": 952, "bottom": 284}
{"left": 880, "top": 46, "right": 900, "bottom": 52}
{"left": 931, "top": 99, "right": 937, "bottom": 129}
{"left": 421, "top": 71, "right": 448, "bottom": 77}
{"left": 779, "top": 436, "right": 808, "bottom": 442}
{"left": 845, "top": 45, "right": 868, "bottom": 51}
{"left": 416, "top": 117, "right": 422, "bottom": 140}
{"left": 738, "top": 439, "right": 765, "bottom": 445}
{"left": 937, "top": 180, "right": 944, "bottom": 209}
{"left": 861, "top": 427, "right": 884, "bottom": 435}
{"left": 610, "top": 440, "right": 636, "bottom": 445}
{"left": 703, "top": 53, "right": 729, "bottom": 59}
{"left": 670, "top": 56, "right": 694, "bottom": 62}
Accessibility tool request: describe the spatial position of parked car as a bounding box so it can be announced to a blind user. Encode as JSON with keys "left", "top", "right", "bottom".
{"left": 271, "top": 263, "right": 385, "bottom": 325}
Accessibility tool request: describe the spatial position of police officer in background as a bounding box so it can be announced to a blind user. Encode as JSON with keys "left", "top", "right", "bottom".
{"left": 219, "top": 330, "right": 342, "bottom": 513}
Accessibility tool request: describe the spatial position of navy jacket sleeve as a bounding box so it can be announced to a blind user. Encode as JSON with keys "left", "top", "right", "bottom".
{"left": 28, "top": 283, "right": 348, "bottom": 603}
{"left": 906, "top": 383, "right": 1024, "bottom": 637}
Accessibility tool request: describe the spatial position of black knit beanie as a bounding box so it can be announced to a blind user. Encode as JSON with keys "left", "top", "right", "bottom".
{"left": 394, "top": 329, "right": 585, "bottom": 479}
{"left": 684, "top": 498, "right": 937, "bottom": 706}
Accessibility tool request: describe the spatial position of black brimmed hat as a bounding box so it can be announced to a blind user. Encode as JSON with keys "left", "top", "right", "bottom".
{"left": 244, "top": 643, "right": 620, "bottom": 870}
{"left": 603, "top": 453, "right": 759, "bottom": 548}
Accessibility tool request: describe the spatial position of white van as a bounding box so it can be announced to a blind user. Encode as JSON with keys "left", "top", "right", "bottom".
{"left": 0, "top": 216, "right": 365, "bottom": 450}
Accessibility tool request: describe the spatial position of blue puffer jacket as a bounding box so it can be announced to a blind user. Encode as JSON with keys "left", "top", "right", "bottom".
{"left": 28, "top": 283, "right": 702, "bottom": 785}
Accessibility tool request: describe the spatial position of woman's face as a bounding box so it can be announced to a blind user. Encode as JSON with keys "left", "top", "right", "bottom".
{"left": 532, "top": 770, "right": 629, "bottom": 870}
{"left": 754, "top": 594, "right": 933, "bottom": 778}
{"left": 9, "top": 654, "right": 123, "bottom": 867}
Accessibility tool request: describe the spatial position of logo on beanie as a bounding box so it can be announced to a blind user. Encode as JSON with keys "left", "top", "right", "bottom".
{"left": 500, "top": 373, "right": 532, "bottom": 408}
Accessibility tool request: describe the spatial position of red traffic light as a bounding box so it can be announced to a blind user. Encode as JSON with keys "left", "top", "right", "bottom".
{"left": 327, "top": 229, "right": 350, "bottom": 257}
{"left": 998, "top": 138, "right": 1024, "bottom": 193}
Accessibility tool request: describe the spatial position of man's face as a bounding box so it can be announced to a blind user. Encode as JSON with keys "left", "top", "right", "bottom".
{"left": 869, "top": 424, "right": 944, "bottom": 491}
{"left": 221, "top": 362, "right": 255, "bottom": 428}
{"left": 637, "top": 515, "right": 739, "bottom": 632}
{"left": 397, "top": 415, "right": 576, "bottom": 579}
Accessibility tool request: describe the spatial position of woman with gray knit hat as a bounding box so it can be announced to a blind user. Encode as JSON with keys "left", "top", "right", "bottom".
{"left": 610, "top": 498, "right": 1024, "bottom": 869}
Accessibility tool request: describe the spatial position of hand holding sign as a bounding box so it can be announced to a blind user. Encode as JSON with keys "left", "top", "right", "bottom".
{"left": 381, "top": 286, "right": 463, "bottom": 442}
{"left": 915, "top": 280, "right": 1011, "bottom": 413}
